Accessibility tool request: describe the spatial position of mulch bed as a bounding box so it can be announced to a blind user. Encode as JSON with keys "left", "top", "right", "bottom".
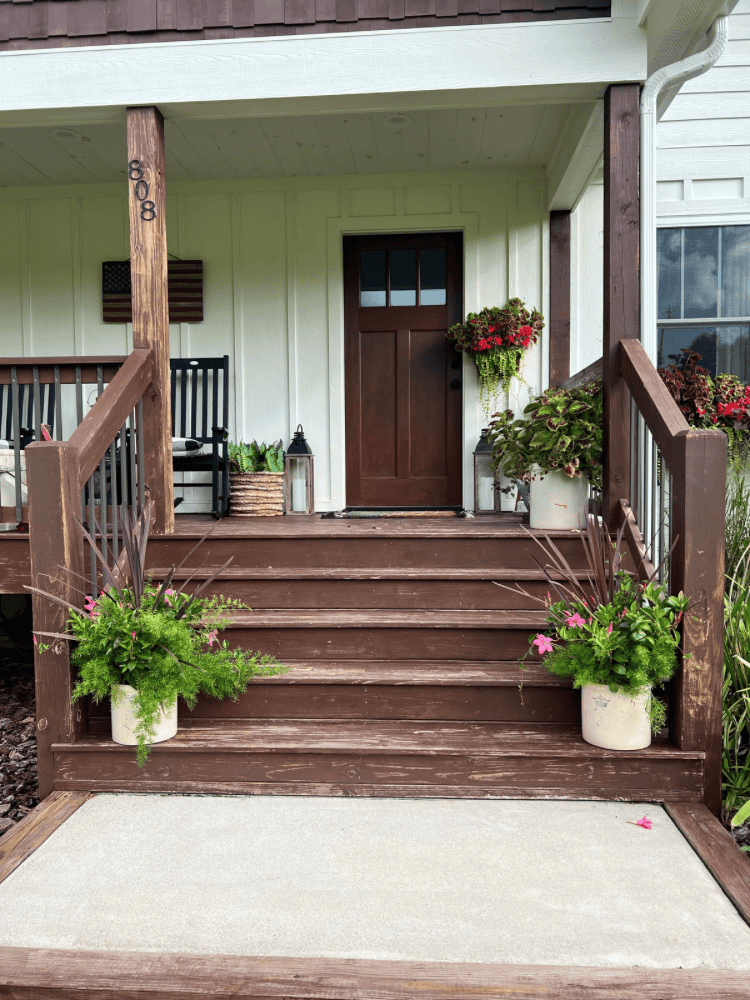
{"left": 0, "top": 650, "right": 39, "bottom": 838}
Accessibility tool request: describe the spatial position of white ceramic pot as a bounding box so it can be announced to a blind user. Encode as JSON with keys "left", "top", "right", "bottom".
{"left": 110, "top": 683, "right": 178, "bottom": 746}
{"left": 581, "top": 683, "right": 651, "bottom": 751}
{"left": 529, "top": 467, "right": 589, "bottom": 530}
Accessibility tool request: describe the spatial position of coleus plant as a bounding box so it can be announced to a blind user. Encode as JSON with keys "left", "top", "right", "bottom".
{"left": 658, "top": 349, "right": 750, "bottom": 458}
{"left": 488, "top": 380, "right": 603, "bottom": 491}
{"left": 446, "top": 298, "right": 544, "bottom": 414}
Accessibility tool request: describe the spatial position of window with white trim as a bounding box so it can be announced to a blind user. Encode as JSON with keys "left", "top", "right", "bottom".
{"left": 657, "top": 225, "right": 750, "bottom": 380}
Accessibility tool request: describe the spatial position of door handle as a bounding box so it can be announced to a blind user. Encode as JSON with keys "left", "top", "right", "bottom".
{"left": 450, "top": 379, "right": 461, "bottom": 390}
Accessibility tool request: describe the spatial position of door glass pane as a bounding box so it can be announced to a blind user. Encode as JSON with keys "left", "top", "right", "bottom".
{"left": 420, "top": 248, "right": 447, "bottom": 305}
{"left": 360, "top": 250, "right": 386, "bottom": 307}
{"left": 721, "top": 226, "right": 750, "bottom": 318}
{"left": 390, "top": 249, "right": 417, "bottom": 306}
{"left": 657, "top": 229, "right": 682, "bottom": 320}
{"left": 684, "top": 227, "right": 719, "bottom": 318}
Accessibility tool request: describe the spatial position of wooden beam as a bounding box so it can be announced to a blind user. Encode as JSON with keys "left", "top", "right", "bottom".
{"left": 127, "top": 106, "right": 173, "bottom": 534}
{"left": 546, "top": 101, "right": 603, "bottom": 212}
{"left": 0, "top": 948, "right": 748, "bottom": 999}
{"left": 664, "top": 802, "right": 750, "bottom": 926}
{"left": 549, "top": 210, "right": 571, "bottom": 387}
{"left": 24, "top": 441, "right": 87, "bottom": 799}
{"left": 670, "top": 429, "right": 726, "bottom": 815}
{"left": 0, "top": 792, "right": 91, "bottom": 885}
{"left": 602, "top": 83, "right": 640, "bottom": 527}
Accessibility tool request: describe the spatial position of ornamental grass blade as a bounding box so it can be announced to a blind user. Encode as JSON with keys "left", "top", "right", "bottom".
{"left": 24, "top": 585, "right": 85, "bottom": 616}
{"left": 175, "top": 557, "right": 235, "bottom": 620}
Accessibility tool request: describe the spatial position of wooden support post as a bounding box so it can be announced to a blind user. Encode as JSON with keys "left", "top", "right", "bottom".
{"left": 25, "top": 441, "right": 86, "bottom": 800}
{"left": 603, "top": 84, "right": 640, "bottom": 527}
{"left": 127, "top": 105, "right": 173, "bottom": 534}
{"left": 549, "top": 210, "right": 571, "bottom": 387}
{"left": 671, "top": 430, "right": 727, "bottom": 815}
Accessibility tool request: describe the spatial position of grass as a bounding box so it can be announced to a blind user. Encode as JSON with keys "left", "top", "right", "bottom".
{"left": 722, "top": 455, "right": 750, "bottom": 819}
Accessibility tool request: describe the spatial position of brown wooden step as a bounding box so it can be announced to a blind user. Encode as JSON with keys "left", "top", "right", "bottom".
{"left": 147, "top": 530, "right": 587, "bottom": 572}
{"left": 52, "top": 719, "right": 705, "bottom": 802}
{"left": 87, "top": 661, "right": 578, "bottom": 725}
{"left": 147, "top": 566, "right": 582, "bottom": 610}
{"left": 223, "top": 608, "right": 548, "bottom": 661}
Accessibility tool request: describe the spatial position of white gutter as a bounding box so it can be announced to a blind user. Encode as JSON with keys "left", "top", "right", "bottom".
{"left": 640, "top": 14, "right": 729, "bottom": 363}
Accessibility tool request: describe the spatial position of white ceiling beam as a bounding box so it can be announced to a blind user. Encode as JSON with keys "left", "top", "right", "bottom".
{"left": 546, "top": 101, "right": 603, "bottom": 212}
{"left": 0, "top": 19, "right": 645, "bottom": 118}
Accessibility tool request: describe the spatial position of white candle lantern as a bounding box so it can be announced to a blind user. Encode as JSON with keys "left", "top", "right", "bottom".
{"left": 473, "top": 428, "right": 500, "bottom": 514}
{"left": 284, "top": 424, "right": 315, "bottom": 515}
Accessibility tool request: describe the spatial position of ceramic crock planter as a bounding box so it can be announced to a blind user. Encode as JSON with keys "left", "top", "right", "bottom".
{"left": 529, "top": 467, "right": 590, "bottom": 531}
{"left": 580, "top": 683, "right": 652, "bottom": 751}
{"left": 110, "top": 684, "right": 178, "bottom": 747}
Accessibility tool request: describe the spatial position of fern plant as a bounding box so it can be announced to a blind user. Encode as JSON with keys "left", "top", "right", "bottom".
{"left": 229, "top": 439, "right": 284, "bottom": 473}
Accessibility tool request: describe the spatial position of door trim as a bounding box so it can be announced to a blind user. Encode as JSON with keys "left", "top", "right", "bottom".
{"left": 325, "top": 213, "right": 480, "bottom": 511}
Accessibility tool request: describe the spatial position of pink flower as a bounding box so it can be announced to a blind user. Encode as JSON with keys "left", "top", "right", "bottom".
{"left": 206, "top": 629, "right": 218, "bottom": 647}
{"left": 163, "top": 588, "right": 176, "bottom": 606}
{"left": 565, "top": 612, "right": 586, "bottom": 628}
{"left": 83, "top": 595, "right": 99, "bottom": 619}
{"left": 33, "top": 635, "right": 37, "bottom": 646}
{"left": 132, "top": 631, "right": 136, "bottom": 640}
{"left": 607, "top": 623, "right": 613, "bottom": 635}
{"left": 532, "top": 634, "right": 554, "bottom": 655}
{"left": 636, "top": 816, "right": 652, "bottom": 830}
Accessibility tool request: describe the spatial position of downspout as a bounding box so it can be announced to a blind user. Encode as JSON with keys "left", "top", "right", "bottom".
{"left": 640, "top": 14, "right": 729, "bottom": 363}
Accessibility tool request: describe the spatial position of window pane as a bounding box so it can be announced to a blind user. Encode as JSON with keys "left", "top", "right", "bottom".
{"left": 658, "top": 325, "right": 718, "bottom": 375}
{"left": 360, "top": 250, "right": 386, "bottom": 308}
{"left": 684, "top": 227, "right": 719, "bottom": 319}
{"left": 717, "top": 325, "right": 750, "bottom": 383}
{"left": 721, "top": 226, "right": 750, "bottom": 318}
{"left": 657, "top": 229, "right": 681, "bottom": 320}
{"left": 390, "top": 249, "right": 416, "bottom": 306}
{"left": 420, "top": 248, "right": 446, "bottom": 306}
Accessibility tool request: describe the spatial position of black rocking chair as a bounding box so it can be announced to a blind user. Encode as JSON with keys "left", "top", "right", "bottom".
{"left": 170, "top": 356, "right": 230, "bottom": 518}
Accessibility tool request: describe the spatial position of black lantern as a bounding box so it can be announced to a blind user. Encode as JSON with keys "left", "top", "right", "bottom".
{"left": 473, "top": 428, "right": 500, "bottom": 514}
{"left": 285, "top": 424, "right": 315, "bottom": 515}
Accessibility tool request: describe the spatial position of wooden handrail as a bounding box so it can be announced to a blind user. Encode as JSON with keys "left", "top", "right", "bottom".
{"left": 619, "top": 339, "right": 690, "bottom": 469}
{"left": 558, "top": 356, "right": 602, "bottom": 390}
{"left": 0, "top": 357, "right": 127, "bottom": 385}
{"left": 69, "top": 349, "right": 154, "bottom": 486}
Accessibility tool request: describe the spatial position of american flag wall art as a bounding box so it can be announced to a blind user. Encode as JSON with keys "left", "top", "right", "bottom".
{"left": 102, "top": 260, "right": 204, "bottom": 323}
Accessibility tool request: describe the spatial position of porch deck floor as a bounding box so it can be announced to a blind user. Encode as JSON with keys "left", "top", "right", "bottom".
{"left": 1, "top": 794, "right": 749, "bottom": 970}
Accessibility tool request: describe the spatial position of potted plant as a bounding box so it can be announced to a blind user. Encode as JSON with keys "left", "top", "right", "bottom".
{"left": 500, "top": 513, "right": 689, "bottom": 750}
{"left": 228, "top": 439, "right": 285, "bottom": 516}
{"left": 447, "top": 298, "right": 543, "bottom": 415}
{"left": 28, "top": 503, "right": 287, "bottom": 765}
{"left": 488, "top": 380, "right": 602, "bottom": 530}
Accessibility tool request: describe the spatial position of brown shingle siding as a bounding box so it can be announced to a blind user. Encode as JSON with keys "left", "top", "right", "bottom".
{"left": 0, "top": 0, "right": 609, "bottom": 49}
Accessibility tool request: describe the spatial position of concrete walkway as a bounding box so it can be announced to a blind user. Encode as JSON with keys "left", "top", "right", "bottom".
{"left": 0, "top": 794, "right": 749, "bottom": 970}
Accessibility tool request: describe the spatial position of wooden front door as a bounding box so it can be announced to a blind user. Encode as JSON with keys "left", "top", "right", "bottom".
{"left": 344, "top": 232, "right": 463, "bottom": 507}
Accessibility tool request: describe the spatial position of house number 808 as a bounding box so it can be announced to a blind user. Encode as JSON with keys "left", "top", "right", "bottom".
{"left": 128, "top": 159, "right": 156, "bottom": 222}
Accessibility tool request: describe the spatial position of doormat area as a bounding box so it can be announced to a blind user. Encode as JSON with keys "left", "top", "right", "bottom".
{"left": 322, "top": 509, "right": 467, "bottom": 519}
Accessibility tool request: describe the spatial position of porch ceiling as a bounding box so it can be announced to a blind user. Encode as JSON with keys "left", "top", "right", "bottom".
{"left": 0, "top": 104, "right": 575, "bottom": 186}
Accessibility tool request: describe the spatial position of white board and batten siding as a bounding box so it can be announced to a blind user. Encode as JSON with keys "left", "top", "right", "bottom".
{"left": 0, "top": 169, "right": 548, "bottom": 512}
{"left": 657, "top": 0, "right": 750, "bottom": 226}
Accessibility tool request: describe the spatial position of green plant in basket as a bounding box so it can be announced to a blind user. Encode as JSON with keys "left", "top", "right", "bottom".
{"left": 488, "top": 381, "right": 603, "bottom": 492}
{"left": 27, "top": 502, "right": 287, "bottom": 766}
{"left": 447, "top": 298, "right": 543, "bottom": 414}
{"left": 229, "top": 439, "right": 284, "bottom": 473}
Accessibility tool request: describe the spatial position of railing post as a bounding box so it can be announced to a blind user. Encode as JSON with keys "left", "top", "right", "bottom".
{"left": 671, "top": 429, "right": 727, "bottom": 815}
{"left": 127, "top": 105, "right": 174, "bottom": 534}
{"left": 25, "top": 440, "right": 86, "bottom": 800}
{"left": 603, "top": 84, "right": 640, "bottom": 526}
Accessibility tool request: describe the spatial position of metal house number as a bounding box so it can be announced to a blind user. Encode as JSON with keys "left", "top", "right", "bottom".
{"left": 128, "top": 159, "right": 156, "bottom": 221}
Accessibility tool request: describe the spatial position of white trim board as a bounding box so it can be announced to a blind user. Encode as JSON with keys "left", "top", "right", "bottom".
{"left": 0, "top": 19, "right": 645, "bottom": 119}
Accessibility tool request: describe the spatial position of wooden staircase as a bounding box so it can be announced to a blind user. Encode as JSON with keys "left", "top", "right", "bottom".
{"left": 51, "top": 516, "right": 706, "bottom": 801}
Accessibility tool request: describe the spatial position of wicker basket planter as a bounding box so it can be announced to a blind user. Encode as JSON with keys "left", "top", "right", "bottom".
{"left": 229, "top": 471, "right": 285, "bottom": 516}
